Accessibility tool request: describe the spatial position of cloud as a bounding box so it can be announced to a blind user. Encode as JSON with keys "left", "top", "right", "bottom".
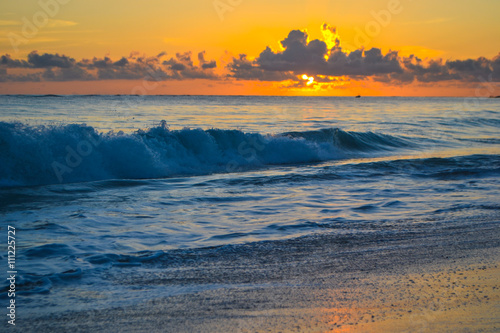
{"left": 28, "top": 51, "right": 75, "bottom": 68}
{"left": 253, "top": 29, "right": 403, "bottom": 76}
{"left": 0, "top": 54, "right": 29, "bottom": 68}
{"left": 327, "top": 47, "right": 403, "bottom": 76}
{"left": 398, "top": 56, "right": 459, "bottom": 82}
{"left": 75, "top": 53, "right": 171, "bottom": 80}
{"left": 227, "top": 28, "right": 404, "bottom": 83}
{"left": 162, "top": 51, "right": 218, "bottom": 79}
{"left": 198, "top": 51, "right": 217, "bottom": 69}
{"left": 227, "top": 26, "right": 500, "bottom": 85}
{"left": 0, "top": 24, "right": 499, "bottom": 87}
{"left": 377, "top": 53, "right": 500, "bottom": 84}
{"left": 257, "top": 30, "right": 328, "bottom": 74}
{"left": 42, "top": 66, "right": 94, "bottom": 81}
{"left": 0, "top": 50, "right": 218, "bottom": 82}
{"left": 446, "top": 55, "right": 500, "bottom": 81}
{"left": 227, "top": 54, "right": 297, "bottom": 81}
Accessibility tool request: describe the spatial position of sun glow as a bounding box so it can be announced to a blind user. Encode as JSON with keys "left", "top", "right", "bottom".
{"left": 321, "top": 23, "right": 340, "bottom": 50}
{"left": 302, "top": 74, "right": 315, "bottom": 86}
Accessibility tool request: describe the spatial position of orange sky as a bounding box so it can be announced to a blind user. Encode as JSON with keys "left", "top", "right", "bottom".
{"left": 0, "top": 0, "right": 499, "bottom": 96}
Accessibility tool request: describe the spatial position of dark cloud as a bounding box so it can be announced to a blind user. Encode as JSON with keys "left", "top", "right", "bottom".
{"left": 227, "top": 54, "right": 296, "bottom": 81}
{"left": 76, "top": 56, "right": 113, "bottom": 69}
{"left": 199, "top": 52, "right": 217, "bottom": 69}
{"left": 492, "top": 54, "right": 500, "bottom": 81}
{"left": 27, "top": 51, "right": 76, "bottom": 68}
{"left": 376, "top": 53, "right": 500, "bottom": 84}
{"left": 326, "top": 47, "right": 402, "bottom": 76}
{"left": 0, "top": 50, "right": 218, "bottom": 82}
{"left": 0, "top": 72, "right": 42, "bottom": 82}
{"left": 446, "top": 54, "right": 500, "bottom": 81}
{"left": 1, "top": 54, "right": 30, "bottom": 68}
{"left": 0, "top": 26, "right": 499, "bottom": 87}
{"left": 81, "top": 54, "right": 171, "bottom": 81}
{"left": 257, "top": 30, "right": 328, "bottom": 74}
{"left": 227, "top": 27, "right": 500, "bottom": 85}
{"left": 163, "top": 51, "right": 218, "bottom": 79}
{"left": 375, "top": 56, "right": 458, "bottom": 83}
{"left": 168, "top": 63, "right": 186, "bottom": 71}
{"left": 254, "top": 29, "right": 402, "bottom": 76}
{"left": 42, "top": 66, "right": 94, "bottom": 81}
{"left": 114, "top": 57, "right": 129, "bottom": 67}
{"left": 202, "top": 61, "right": 217, "bottom": 69}
{"left": 163, "top": 52, "right": 193, "bottom": 71}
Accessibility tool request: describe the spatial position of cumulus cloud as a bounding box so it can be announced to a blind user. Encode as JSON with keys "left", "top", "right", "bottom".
{"left": 1, "top": 25, "right": 499, "bottom": 87}
{"left": 0, "top": 54, "right": 29, "bottom": 68}
{"left": 227, "top": 54, "right": 297, "bottom": 81}
{"left": 198, "top": 51, "right": 217, "bottom": 69}
{"left": 27, "top": 52, "right": 76, "bottom": 68}
{"left": 446, "top": 56, "right": 500, "bottom": 82}
{"left": 249, "top": 29, "right": 403, "bottom": 77}
{"left": 0, "top": 50, "right": 218, "bottom": 82}
{"left": 227, "top": 26, "right": 500, "bottom": 85}
{"left": 162, "top": 51, "right": 218, "bottom": 79}
{"left": 42, "top": 66, "right": 94, "bottom": 81}
{"left": 376, "top": 53, "right": 500, "bottom": 84}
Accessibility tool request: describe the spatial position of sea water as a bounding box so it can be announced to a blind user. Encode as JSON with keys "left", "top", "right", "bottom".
{"left": 0, "top": 95, "right": 499, "bottom": 315}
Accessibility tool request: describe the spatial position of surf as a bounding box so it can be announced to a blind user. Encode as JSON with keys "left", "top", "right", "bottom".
{"left": 0, "top": 121, "right": 415, "bottom": 187}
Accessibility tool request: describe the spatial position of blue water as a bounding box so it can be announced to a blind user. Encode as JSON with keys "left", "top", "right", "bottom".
{"left": 0, "top": 96, "right": 499, "bottom": 316}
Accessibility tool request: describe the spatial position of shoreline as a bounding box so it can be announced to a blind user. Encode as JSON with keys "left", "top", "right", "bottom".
{"left": 19, "top": 226, "right": 500, "bottom": 332}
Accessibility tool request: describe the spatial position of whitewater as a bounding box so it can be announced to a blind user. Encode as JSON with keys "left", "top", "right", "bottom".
{"left": 0, "top": 95, "right": 499, "bottom": 330}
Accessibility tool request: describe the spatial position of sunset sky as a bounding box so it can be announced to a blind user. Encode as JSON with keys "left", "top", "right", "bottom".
{"left": 0, "top": 0, "right": 499, "bottom": 96}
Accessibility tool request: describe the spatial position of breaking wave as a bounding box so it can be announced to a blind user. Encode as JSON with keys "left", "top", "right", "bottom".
{"left": 0, "top": 121, "right": 413, "bottom": 187}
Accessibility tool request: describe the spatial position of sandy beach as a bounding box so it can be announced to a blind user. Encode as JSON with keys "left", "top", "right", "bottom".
{"left": 22, "top": 222, "right": 499, "bottom": 332}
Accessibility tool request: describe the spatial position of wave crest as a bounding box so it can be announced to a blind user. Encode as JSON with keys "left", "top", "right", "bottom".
{"left": 0, "top": 121, "right": 411, "bottom": 187}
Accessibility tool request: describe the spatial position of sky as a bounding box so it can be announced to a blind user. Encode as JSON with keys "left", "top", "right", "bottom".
{"left": 0, "top": 0, "right": 499, "bottom": 96}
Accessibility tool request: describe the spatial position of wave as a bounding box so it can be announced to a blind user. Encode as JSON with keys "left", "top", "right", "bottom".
{"left": 203, "top": 154, "right": 500, "bottom": 187}
{"left": 0, "top": 121, "right": 413, "bottom": 187}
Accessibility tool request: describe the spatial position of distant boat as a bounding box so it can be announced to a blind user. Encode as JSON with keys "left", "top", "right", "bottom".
{"left": 355, "top": 95, "right": 361, "bottom": 98}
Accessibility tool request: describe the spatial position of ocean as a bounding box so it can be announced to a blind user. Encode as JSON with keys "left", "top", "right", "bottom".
{"left": 0, "top": 95, "right": 499, "bottom": 326}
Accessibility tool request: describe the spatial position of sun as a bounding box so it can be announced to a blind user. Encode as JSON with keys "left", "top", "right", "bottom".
{"left": 302, "top": 74, "right": 315, "bottom": 86}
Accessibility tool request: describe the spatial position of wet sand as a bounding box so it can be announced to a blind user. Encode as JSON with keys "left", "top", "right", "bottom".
{"left": 22, "top": 226, "right": 499, "bottom": 332}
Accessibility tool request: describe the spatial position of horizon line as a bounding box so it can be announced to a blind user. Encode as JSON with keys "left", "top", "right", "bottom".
{"left": 1, "top": 94, "right": 498, "bottom": 98}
